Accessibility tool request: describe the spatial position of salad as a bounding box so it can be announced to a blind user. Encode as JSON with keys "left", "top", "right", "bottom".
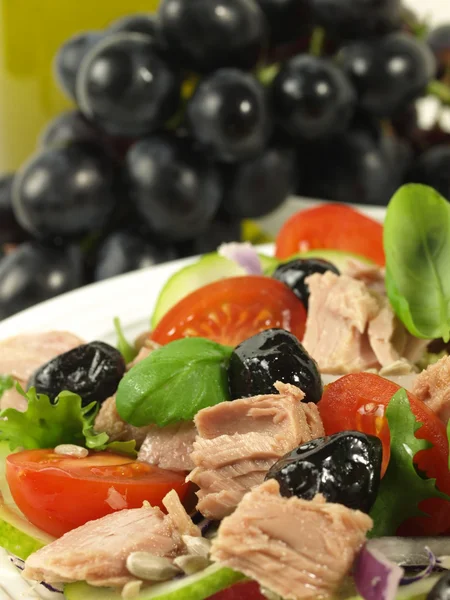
{"left": 1, "top": 184, "right": 450, "bottom": 600}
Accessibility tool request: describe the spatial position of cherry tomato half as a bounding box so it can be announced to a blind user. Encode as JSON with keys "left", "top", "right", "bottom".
{"left": 318, "top": 373, "right": 450, "bottom": 535}
{"left": 151, "top": 276, "right": 307, "bottom": 346}
{"left": 275, "top": 204, "right": 385, "bottom": 266}
{"left": 6, "top": 450, "right": 189, "bottom": 538}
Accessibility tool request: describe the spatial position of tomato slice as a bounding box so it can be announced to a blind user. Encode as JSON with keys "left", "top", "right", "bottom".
{"left": 275, "top": 204, "right": 385, "bottom": 266}
{"left": 151, "top": 276, "right": 307, "bottom": 346}
{"left": 318, "top": 373, "right": 450, "bottom": 535}
{"left": 209, "top": 582, "right": 265, "bottom": 600}
{"left": 6, "top": 450, "right": 189, "bottom": 538}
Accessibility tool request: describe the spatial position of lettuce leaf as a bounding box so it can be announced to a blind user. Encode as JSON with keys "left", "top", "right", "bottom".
{"left": 0, "top": 375, "right": 13, "bottom": 400}
{"left": 0, "top": 386, "right": 136, "bottom": 456}
{"left": 369, "top": 389, "right": 450, "bottom": 537}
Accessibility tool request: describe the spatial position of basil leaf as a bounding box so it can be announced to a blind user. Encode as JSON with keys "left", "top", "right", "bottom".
{"left": 113, "top": 317, "right": 137, "bottom": 364}
{"left": 384, "top": 184, "right": 450, "bottom": 342}
{"left": 116, "top": 337, "right": 233, "bottom": 427}
{"left": 0, "top": 375, "right": 13, "bottom": 400}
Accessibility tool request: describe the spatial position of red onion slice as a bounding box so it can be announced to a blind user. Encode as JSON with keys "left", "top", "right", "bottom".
{"left": 218, "top": 243, "right": 263, "bottom": 275}
{"left": 354, "top": 544, "right": 404, "bottom": 600}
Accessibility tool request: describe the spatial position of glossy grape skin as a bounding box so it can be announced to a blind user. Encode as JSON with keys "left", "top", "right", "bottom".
{"left": 273, "top": 258, "right": 339, "bottom": 309}
{"left": 338, "top": 33, "right": 436, "bottom": 118}
{"left": 125, "top": 135, "right": 222, "bottom": 241}
{"left": 228, "top": 328, "right": 322, "bottom": 404}
{"left": 94, "top": 230, "right": 177, "bottom": 281}
{"left": 222, "top": 144, "right": 297, "bottom": 218}
{"left": 0, "top": 243, "right": 83, "bottom": 320}
{"left": 158, "top": 0, "right": 267, "bottom": 73}
{"left": 77, "top": 33, "right": 180, "bottom": 137}
{"left": 54, "top": 31, "right": 103, "bottom": 101}
{"left": 39, "top": 111, "right": 100, "bottom": 149}
{"left": 310, "top": 0, "right": 401, "bottom": 39}
{"left": 427, "top": 24, "right": 450, "bottom": 78}
{"left": 187, "top": 69, "right": 271, "bottom": 162}
{"left": 178, "top": 213, "right": 242, "bottom": 256}
{"left": 272, "top": 55, "right": 356, "bottom": 141}
{"left": 407, "top": 145, "right": 450, "bottom": 201}
{"left": 256, "top": 0, "right": 311, "bottom": 45}
{"left": 298, "top": 128, "right": 410, "bottom": 206}
{"left": 266, "top": 431, "right": 382, "bottom": 513}
{"left": 108, "top": 13, "right": 157, "bottom": 38}
{"left": 0, "top": 174, "right": 27, "bottom": 245}
{"left": 12, "top": 143, "right": 119, "bottom": 240}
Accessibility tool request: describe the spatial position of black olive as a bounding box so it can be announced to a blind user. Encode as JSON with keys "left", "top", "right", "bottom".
{"left": 265, "top": 431, "right": 382, "bottom": 513}
{"left": 228, "top": 328, "right": 322, "bottom": 403}
{"left": 427, "top": 572, "right": 450, "bottom": 600}
{"left": 273, "top": 258, "right": 340, "bottom": 309}
{"left": 28, "top": 341, "right": 125, "bottom": 406}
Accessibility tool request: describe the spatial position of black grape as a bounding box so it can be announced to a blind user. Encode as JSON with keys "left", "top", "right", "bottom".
{"left": 77, "top": 33, "right": 180, "bottom": 137}
{"left": 13, "top": 143, "right": 119, "bottom": 240}
{"left": 125, "top": 134, "right": 222, "bottom": 241}
{"left": 187, "top": 69, "right": 271, "bottom": 162}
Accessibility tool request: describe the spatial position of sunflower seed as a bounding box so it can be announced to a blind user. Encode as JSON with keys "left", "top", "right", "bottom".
{"left": 182, "top": 535, "right": 211, "bottom": 557}
{"left": 126, "top": 553, "right": 180, "bottom": 582}
{"left": 54, "top": 444, "right": 88, "bottom": 458}
{"left": 121, "top": 580, "right": 143, "bottom": 599}
{"left": 173, "top": 555, "right": 211, "bottom": 575}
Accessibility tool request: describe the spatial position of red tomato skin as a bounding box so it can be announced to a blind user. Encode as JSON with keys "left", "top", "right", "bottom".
{"left": 6, "top": 450, "right": 189, "bottom": 538}
{"left": 275, "top": 204, "right": 385, "bottom": 266}
{"left": 151, "top": 276, "right": 307, "bottom": 347}
{"left": 209, "top": 582, "right": 265, "bottom": 600}
{"left": 318, "top": 373, "right": 450, "bottom": 535}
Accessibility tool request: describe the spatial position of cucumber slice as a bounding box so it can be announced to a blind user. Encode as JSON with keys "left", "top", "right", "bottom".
{"left": 0, "top": 440, "right": 54, "bottom": 559}
{"left": 151, "top": 255, "right": 247, "bottom": 328}
{"left": 262, "top": 249, "right": 375, "bottom": 276}
{"left": 65, "top": 563, "right": 245, "bottom": 600}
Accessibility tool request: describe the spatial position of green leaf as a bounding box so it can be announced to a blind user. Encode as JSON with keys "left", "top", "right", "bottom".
{"left": 0, "top": 386, "right": 136, "bottom": 454}
{"left": 384, "top": 184, "right": 450, "bottom": 342}
{"left": 0, "top": 375, "right": 13, "bottom": 400}
{"left": 369, "top": 389, "right": 450, "bottom": 537}
{"left": 116, "top": 337, "right": 233, "bottom": 427}
{"left": 113, "top": 317, "right": 137, "bottom": 364}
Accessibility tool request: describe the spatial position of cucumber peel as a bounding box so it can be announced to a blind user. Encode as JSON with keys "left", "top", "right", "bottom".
{"left": 151, "top": 255, "right": 246, "bottom": 328}
{"left": 261, "top": 249, "right": 375, "bottom": 276}
{"left": 65, "top": 563, "right": 246, "bottom": 600}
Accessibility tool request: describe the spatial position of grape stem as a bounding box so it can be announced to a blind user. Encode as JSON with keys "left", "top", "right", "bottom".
{"left": 428, "top": 80, "right": 450, "bottom": 106}
{"left": 309, "top": 27, "right": 326, "bottom": 57}
{"left": 256, "top": 63, "right": 280, "bottom": 86}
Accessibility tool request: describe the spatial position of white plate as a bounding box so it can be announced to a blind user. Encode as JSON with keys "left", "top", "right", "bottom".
{"left": 0, "top": 200, "right": 386, "bottom": 598}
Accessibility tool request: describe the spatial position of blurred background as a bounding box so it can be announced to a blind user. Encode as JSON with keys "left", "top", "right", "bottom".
{"left": 0, "top": 0, "right": 450, "bottom": 320}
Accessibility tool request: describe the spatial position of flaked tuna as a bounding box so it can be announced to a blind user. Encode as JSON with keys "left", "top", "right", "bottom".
{"left": 138, "top": 422, "right": 196, "bottom": 472}
{"left": 211, "top": 479, "right": 372, "bottom": 600}
{"left": 412, "top": 355, "right": 450, "bottom": 423}
{"left": 188, "top": 382, "right": 324, "bottom": 519}
{"left": 303, "top": 272, "right": 379, "bottom": 373}
{"left": 23, "top": 491, "right": 197, "bottom": 589}
{"left": 94, "top": 395, "right": 153, "bottom": 447}
{"left": 0, "top": 331, "right": 83, "bottom": 383}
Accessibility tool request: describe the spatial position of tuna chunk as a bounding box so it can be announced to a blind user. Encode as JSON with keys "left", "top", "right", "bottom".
{"left": 303, "top": 272, "right": 380, "bottom": 373}
{"left": 211, "top": 480, "right": 372, "bottom": 600}
{"left": 0, "top": 331, "right": 83, "bottom": 383}
{"left": 23, "top": 505, "right": 183, "bottom": 588}
{"left": 188, "top": 382, "right": 324, "bottom": 520}
{"left": 94, "top": 396, "right": 153, "bottom": 448}
{"left": 412, "top": 355, "right": 450, "bottom": 423}
{"left": 344, "top": 259, "right": 386, "bottom": 296}
{"left": 367, "top": 301, "right": 407, "bottom": 367}
{"left": 138, "top": 422, "right": 196, "bottom": 472}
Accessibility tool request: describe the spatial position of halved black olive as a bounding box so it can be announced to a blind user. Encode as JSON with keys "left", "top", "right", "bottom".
{"left": 265, "top": 431, "right": 383, "bottom": 513}
{"left": 28, "top": 341, "right": 125, "bottom": 406}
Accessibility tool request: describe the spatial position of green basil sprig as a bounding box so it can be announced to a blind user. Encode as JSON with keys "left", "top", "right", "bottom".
{"left": 116, "top": 337, "right": 233, "bottom": 427}
{"left": 384, "top": 184, "right": 450, "bottom": 342}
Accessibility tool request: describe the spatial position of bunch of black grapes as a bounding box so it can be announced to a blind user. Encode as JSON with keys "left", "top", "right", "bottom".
{"left": 1, "top": 0, "right": 449, "bottom": 319}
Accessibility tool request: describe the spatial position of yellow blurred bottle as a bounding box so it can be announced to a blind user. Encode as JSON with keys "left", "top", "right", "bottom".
{"left": 0, "top": 0, "right": 158, "bottom": 174}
